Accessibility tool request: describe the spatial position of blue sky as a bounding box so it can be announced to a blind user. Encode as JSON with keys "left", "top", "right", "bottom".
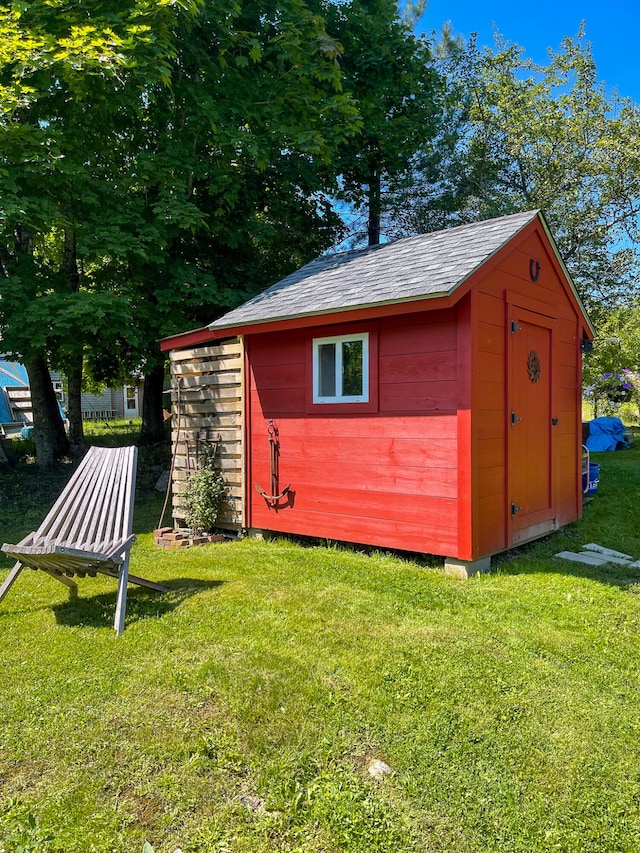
{"left": 417, "top": 0, "right": 640, "bottom": 101}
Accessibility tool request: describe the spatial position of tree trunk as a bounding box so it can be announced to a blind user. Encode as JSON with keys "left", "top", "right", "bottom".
{"left": 367, "top": 170, "right": 382, "bottom": 246}
{"left": 139, "top": 360, "right": 166, "bottom": 445}
{"left": 61, "top": 227, "right": 85, "bottom": 456}
{"left": 26, "top": 353, "right": 70, "bottom": 468}
{"left": 66, "top": 355, "right": 86, "bottom": 456}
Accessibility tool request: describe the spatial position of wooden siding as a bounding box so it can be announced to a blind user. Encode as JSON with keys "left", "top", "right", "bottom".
{"left": 80, "top": 388, "right": 117, "bottom": 420}
{"left": 164, "top": 219, "right": 588, "bottom": 562}
{"left": 169, "top": 338, "right": 245, "bottom": 531}
{"left": 472, "top": 288, "right": 507, "bottom": 557}
{"left": 247, "top": 311, "right": 460, "bottom": 556}
{"left": 472, "top": 228, "right": 582, "bottom": 556}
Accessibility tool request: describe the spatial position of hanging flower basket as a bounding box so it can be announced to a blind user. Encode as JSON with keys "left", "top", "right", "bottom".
{"left": 584, "top": 371, "right": 635, "bottom": 414}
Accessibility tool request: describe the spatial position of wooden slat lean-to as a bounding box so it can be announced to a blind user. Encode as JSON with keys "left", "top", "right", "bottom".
{"left": 5, "top": 386, "right": 33, "bottom": 422}
{"left": 169, "top": 337, "right": 245, "bottom": 532}
{"left": 0, "top": 445, "right": 166, "bottom": 634}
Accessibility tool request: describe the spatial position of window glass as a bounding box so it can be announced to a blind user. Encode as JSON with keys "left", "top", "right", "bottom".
{"left": 342, "top": 339, "right": 363, "bottom": 396}
{"left": 313, "top": 333, "right": 368, "bottom": 403}
{"left": 318, "top": 343, "right": 336, "bottom": 397}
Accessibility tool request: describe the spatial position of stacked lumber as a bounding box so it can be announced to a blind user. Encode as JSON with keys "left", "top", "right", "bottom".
{"left": 169, "top": 338, "right": 245, "bottom": 531}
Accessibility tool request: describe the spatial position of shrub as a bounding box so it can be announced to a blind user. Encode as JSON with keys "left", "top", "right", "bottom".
{"left": 182, "top": 446, "right": 226, "bottom": 533}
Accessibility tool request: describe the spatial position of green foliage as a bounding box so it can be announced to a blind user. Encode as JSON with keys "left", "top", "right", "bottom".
{"left": 0, "top": 799, "right": 52, "bottom": 853}
{"left": 182, "top": 446, "right": 226, "bottom": 533}
{"left": 0, "top": 0, "right": 361, "bottom": 454}
{"left": 10, "top": 435, "right": 36, "bottom": 462}
{"left": 402, "top": 27, "right": 640, "bottom": 307}
{"left": 582, "top": 303, "right": 640, "bottom": 418}
{"left": 321, "top": 0, "right": 441, "bottom": 244}
{"left": 583, "top": 304, "right": 640, "bottom": 381}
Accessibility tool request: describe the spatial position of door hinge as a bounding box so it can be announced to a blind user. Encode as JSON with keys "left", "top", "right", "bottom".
{"left": 511, "top": 320, "right": 522, "bottom": 333}
{"left": 511, "top": 502, "right": 522, "bottom": 517}
{"left": 511, "top": 411, "right": 522, "bottom": 426}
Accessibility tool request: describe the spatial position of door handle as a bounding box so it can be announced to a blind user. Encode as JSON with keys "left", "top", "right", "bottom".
{"left": 552, "top": 417, "right": 559, "bottom": 426}
{"left": 511, "top": 411, "right": 522, "bottom": 426}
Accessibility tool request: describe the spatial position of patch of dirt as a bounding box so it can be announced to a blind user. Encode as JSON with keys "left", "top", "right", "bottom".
{"left": 120, "top": 790, "right": 166, "bottom": 828}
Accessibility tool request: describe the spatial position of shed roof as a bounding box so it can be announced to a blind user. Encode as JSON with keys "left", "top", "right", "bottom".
{"left": 209, "top": 210, "right": 548, "bottom": 332}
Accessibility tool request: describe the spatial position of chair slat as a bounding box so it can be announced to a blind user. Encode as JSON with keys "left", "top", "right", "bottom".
{"left": 30, "top": 448, "right": 105, "bottom": 545}
{"left": 77, "top": 448, "right": 120, "bottom": 550}
{"left": 62, "top": 447, "right": 116, "bottom": 547}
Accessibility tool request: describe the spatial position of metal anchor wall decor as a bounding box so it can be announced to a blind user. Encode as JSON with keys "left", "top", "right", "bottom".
{"left": 256, "top": 419, "right": 291, "bottom": 509}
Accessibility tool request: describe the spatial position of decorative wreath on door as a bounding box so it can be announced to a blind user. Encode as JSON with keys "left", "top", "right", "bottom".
{"left": 527, "top": 350, "right": 541, "bottom": 383}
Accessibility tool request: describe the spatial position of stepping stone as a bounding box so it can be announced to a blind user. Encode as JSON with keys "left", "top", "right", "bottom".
{"left": 582, "top": 544, "right": 633, "bottom": 560}
{"left": 578, "top": 552, "right": 634, "bottom": 566}
{"left": 555, "top": 551, "right": 610, "bottom": 566}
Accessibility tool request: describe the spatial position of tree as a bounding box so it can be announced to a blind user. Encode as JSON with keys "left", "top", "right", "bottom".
{"left": 0, "top": 0, "right": 360, "bottom": 458}
{"left": 93, "top": 0, "right": 360, "bottom": 442}
{"left": 320, "top": 0, "right": 441, "bottom": 245}
{"left": 0, "top": 0, "right": 190, "bottom": 463}
{"left": 399, "top": 29, "right": 640, "bottom": 307}
{"left": 583, "top": 303, "right": 640, "bottom": 381}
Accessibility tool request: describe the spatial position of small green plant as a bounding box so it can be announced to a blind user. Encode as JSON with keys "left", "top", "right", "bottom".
{"left": 182, "top": 444, "right": 226, "bottom": 534}
{"left": 0, "top": 800, "right": 53, "bottom": 852}
{"left": 11, "top": 435, "right": 36, "bottom": 463}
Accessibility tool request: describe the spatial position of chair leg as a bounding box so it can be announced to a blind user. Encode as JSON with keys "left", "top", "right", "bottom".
{"left": 114, "top": 554, "right": 130, "bottom": 635}
{"left": 0, "top": 562, "right": 24, "bottom": 604}
{"left": 126, "top": 573, "right": 168, "bottom": 592}
{"left": 43, "top": 570, "right": 78, "bottom": 594}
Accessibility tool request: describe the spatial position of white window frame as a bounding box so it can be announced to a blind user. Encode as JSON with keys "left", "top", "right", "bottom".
{"left": 312, "top": 332, "right": 369, "bottom": 404}
{"left": 124, "top": 385, "right": 139, "bottom": 415}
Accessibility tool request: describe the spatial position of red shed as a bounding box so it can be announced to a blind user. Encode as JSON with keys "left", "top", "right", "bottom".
{"left": 162, "top": 211, "right": 594, "bottom": 575}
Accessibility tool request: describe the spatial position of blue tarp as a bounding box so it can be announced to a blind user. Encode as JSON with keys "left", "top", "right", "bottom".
{"left": 585, "top": 417, "right": 628, "bottom": 452}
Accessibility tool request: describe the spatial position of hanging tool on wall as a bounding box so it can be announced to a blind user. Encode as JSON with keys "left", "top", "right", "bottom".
{"left": 185, "top": 428, "right": 222, "bottom": 473}
{"left": 256, "top": 419, "right": 291, "bottom": 508}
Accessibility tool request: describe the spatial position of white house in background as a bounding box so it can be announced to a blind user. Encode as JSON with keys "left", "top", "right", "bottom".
{"left": 49, "top": 372, "right": 143, "bottom": 420}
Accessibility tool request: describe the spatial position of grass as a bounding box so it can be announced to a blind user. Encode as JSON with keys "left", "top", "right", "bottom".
{"left": 0, "top": 427, "right": 639, "bottom": 852}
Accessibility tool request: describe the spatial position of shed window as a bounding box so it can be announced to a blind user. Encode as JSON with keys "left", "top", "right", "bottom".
{"left": 312, "top": 333, "right": 369, "bottom": 403}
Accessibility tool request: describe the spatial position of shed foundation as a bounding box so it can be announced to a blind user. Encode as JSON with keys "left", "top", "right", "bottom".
{"left": 444, "top": 555, "right": 491, "bottom": 579}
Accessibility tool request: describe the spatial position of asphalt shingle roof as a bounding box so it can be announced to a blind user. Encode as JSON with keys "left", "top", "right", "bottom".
{"left": 209, "top": 210, "right": 540, "bottom": 331}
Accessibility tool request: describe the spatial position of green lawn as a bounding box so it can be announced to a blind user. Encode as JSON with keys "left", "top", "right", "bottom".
{"left": 0, "top": 435, "right": 639, "bottom": 852}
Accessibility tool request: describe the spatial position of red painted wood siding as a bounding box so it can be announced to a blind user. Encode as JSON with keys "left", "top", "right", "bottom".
{"left": 471, "top": 227, "right": 582, "bottom": 555}
{"left": 244, "top": 222, "right": 584, "bottom": 560}
{"left": 248, "top": 311, "right": 461, "bottom": 556}
{"left": 473, "top": 289, "right": 507, "bottom": 557}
